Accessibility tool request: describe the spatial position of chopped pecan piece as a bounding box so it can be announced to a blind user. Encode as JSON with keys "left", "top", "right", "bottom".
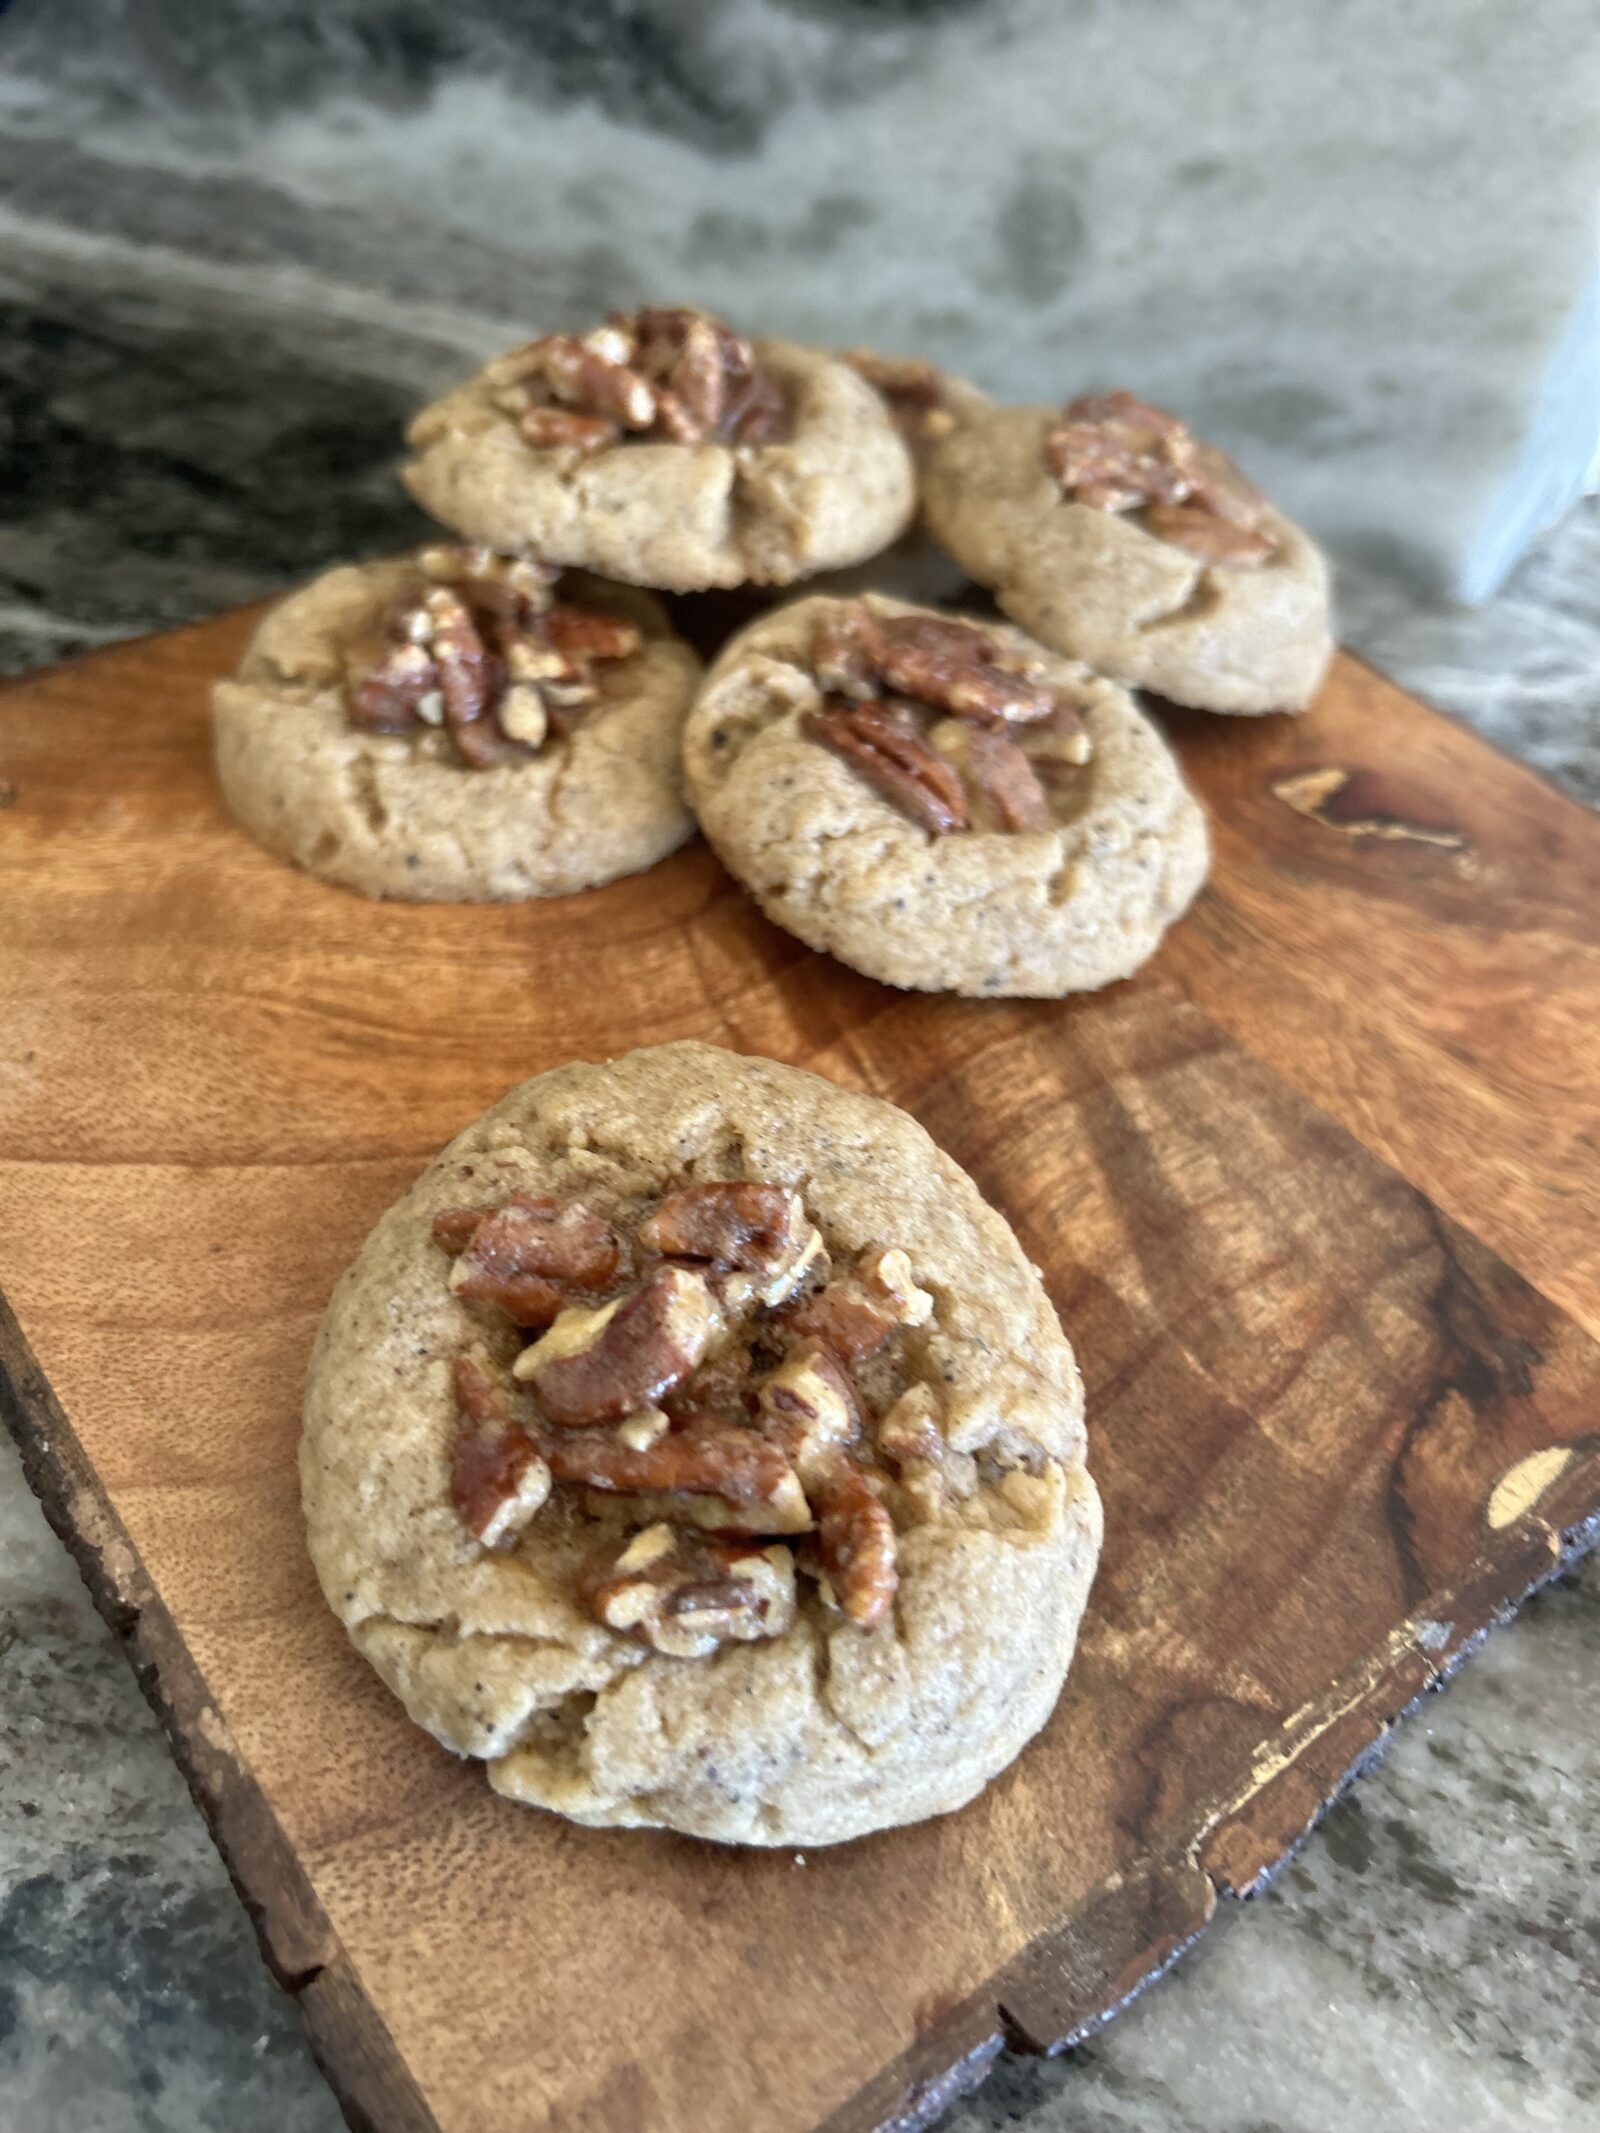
{"left": 961, "top": 724, "right": 1055, "bottom": 833}
{"left": 349, "top": 641, "right": 440, "bottom": 732}
{"left": 432, "top": 1205, "right": 488, "bottom": 1255}
{"left": 514, "top": 1267, "right": 723, "bottom": 1426}
{"left": 1045, "top": 389, "right": 1195, "bottom": 511}
{"left": 873, "top": 610, "right": 999, "bottom": 662}
{"left": 756, "top": 1344, "right": 861, "bottom": 1486}
{"left": 437, "top": 1194, "right": 622, "bottom": 1329}
{"left": 875, "top": 1385, "right": 946, "bottom": 1470}
{"left": 811, "top": 603, "right": 1055, "bottom": 725}
{"left": 495, "top": 682, "right": 549, "bottom": 750}
{"left": 661, "top": 1340, "right": 759, "bottom": 1430}
{"left": 347, "top": 558, "right": 641, "bottom": 766}
{"left": 811, "top": 608, "right": 879, "bottom": 702}
{"left": 779, "top": 1282, "right": 899, "bottom": 1363}
{"left": 861, "top": 612, "right": 1056, "bottom": 728}
{"left": 1140, "top": 499, "right": 1274, "bottom": 567}
{"left": 1046, "top": 392, "right": 1275, "bottom": 568}
{"left": 811, "top": 1455, "right": 897, "bottom": 1628}
{"left": 614, "top": 1407, "right": 671, "bottom": 1452}
{"left": 450, "top": 1353, "right": 551, "bottom": 1547}
{"left": 661, "top": 311, "right": 727, "bottom": 435}
{"left": 804, "top": 698, "right": 969, "bottom": 836}
{"left": 778, "top": 1246, "right": 933, "bottom": 1363}
{"left": 418, "top": 589, "right": 516, "bottom": 769}
{"left": 633, "top": 307, "right": 788, "bottom": 445}
{"left": 576, "top": 1523, "right": 796, "bottom": 1658}
{"left": 544, "top": 1418, "right": 809, "bottom": 1531}
{"left": 639, "top": 1181, "right": 801, "bottom": 1267}
{"left": 721, "top": 363, "right": 788, "bottom": 445}
{"left": 583, "top": 1488, "right": 798, "bottom": 1537}
{"left": 802, "top": 602, "right": 1089, "bottom": 831}
{"left": 453, "top": 1346, "right": 511, "bottom": 1427}
{"left": 646, "top": 385, "right": 700, "bottom": 445}
{"left": 940, "top": 663, "right": 1057, "bottom": 729}
{"left": 638, "top": 1182, "right": 823, "bottom": 1306}
{"left": 494, "top": 307, "right": 787, "bottom": 451}
{"left": 1021, "top": 700, "right": 1093, "bottom": 770}
{"left": 440, "top": 1187, "right": 939, "bottom": 1644}
{"left": 420, "top": 546, "right": 558, "bottom": 622}
{"left": 860, "top": 1246, "right": 935, "bottom": 1327}
{"left": 515, "top": 405, "right": 618, "bottom": 452}
{"left": 539, "top": 333, "right": 657, "bottom": 430}
{"left": 542, "top": 604, "right": 643, "bottom": 665}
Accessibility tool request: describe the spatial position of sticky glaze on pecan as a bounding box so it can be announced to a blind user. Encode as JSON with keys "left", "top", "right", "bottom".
{"left": 442, "top": 1185, "right": 941, "bottom": 1647}
{"left": 637, "top": 1183, "right": 826, "bottom": 1307}
{"left": 1045, "top": 391, "right": 1275, "bottom": 568}
{"left": 757, "top": 1344, "right": 862, "bottom": 1485}
{"left": 801, "top": 602, "right": 1092, "bottom": 835}
{"left": 777, "top": 1247, "right": 933, "bottom": 1364}
{"left": 514, "top": 1267, "right": 723, "bottom": 1427}
{"left": 544, "top": 1418, "right": 808, "bottom": 1527}
{"left": 860, "top": 612, "right": 1056, "bottom": 728}
{"left": 488, "top": 307, "right": 788, "bottom": 453}
{"left": 575, "top": 1523, "right": 796, "bottom": 1658}
{"left": 804, "top": 698, "right": 970, "bottom": 836}
{"left": 450, "top": 1352, "right": 551, "bottom": 1547}
{"left": 346, "top": 547, "right": 641, "bottom": 767}
{"left": 639, "top": 1182, "right": 801, "bottom": 1269}
{"left": 435, "top": 1194, "right": 622, "bottom": 1329}
{"left": 1141, "top": 498, "right": 1274, "bottom": 566}
{"left": 812, "top": 1454, "right": 898, "bottom": 1627}
{"left": 961, "top": 724, "right": 1055, "bottom": 833}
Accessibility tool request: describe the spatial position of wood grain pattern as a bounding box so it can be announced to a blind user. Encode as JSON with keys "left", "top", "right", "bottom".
{"left": 1, "top": 613, "right": 1597, "bottom": 2133}
{"left": 1157, "top": 678, "right": 1600, "bottom": 1339}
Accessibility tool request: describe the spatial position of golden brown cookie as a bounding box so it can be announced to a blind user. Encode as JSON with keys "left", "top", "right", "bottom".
{"left": 404, "top": 310, "right": 915, "bottom": 592}
{"left": 212, "top": 546, "right": 700, "bottom": 900}
{"left": 923, "top": 391, "right": 1333, "bottom": 715}
{"left": 683, "top": 592, "right": 1208, "bottom": 996}
{"left": 301, "top": 1042, "right": 1101, "bottom": 1846}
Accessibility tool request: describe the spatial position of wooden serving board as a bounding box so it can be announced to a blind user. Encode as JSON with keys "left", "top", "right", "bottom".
{"left": 2, "top": 611, "right": 1598, "bottom": 2133}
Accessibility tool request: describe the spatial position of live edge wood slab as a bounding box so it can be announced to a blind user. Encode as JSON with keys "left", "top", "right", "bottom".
{"left": 1, "top": 609, "right": 1597, "bottom": 2133}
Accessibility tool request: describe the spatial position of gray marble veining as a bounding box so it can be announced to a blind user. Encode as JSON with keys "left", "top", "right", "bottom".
{"left": 4, "top": 0, "right": 1599, "bottom": 600}
{"left": 0, "top": 1436, "right": 339, "bottom": 2133}
{"left": 0, "top": 8, "right": 1597, "bottom": 2131}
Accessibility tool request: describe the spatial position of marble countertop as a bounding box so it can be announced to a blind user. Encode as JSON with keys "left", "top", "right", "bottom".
{"left": 0, "top": 7, "right": 1597, "bottom": 2130}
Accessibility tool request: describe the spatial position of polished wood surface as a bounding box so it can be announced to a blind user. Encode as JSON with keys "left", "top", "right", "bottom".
{"left": 2, "top": 615, "right": 1597, "bottom": 2133}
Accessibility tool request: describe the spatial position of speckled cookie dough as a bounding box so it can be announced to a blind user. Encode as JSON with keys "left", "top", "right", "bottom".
{"left": 301, "top": 1042, "right": 1101, "bottom": 1847}
{"left": 404, "top": 330, "right": 916, "bottom": 592}
{"left": 212, "top": 553, "right": 700, "bottom": 901}
{"left": 682, "top": 593, "right": 1209, "bottom": 997}
{"left": 923, "top": 398, "right": 1333, "bottom": 715}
